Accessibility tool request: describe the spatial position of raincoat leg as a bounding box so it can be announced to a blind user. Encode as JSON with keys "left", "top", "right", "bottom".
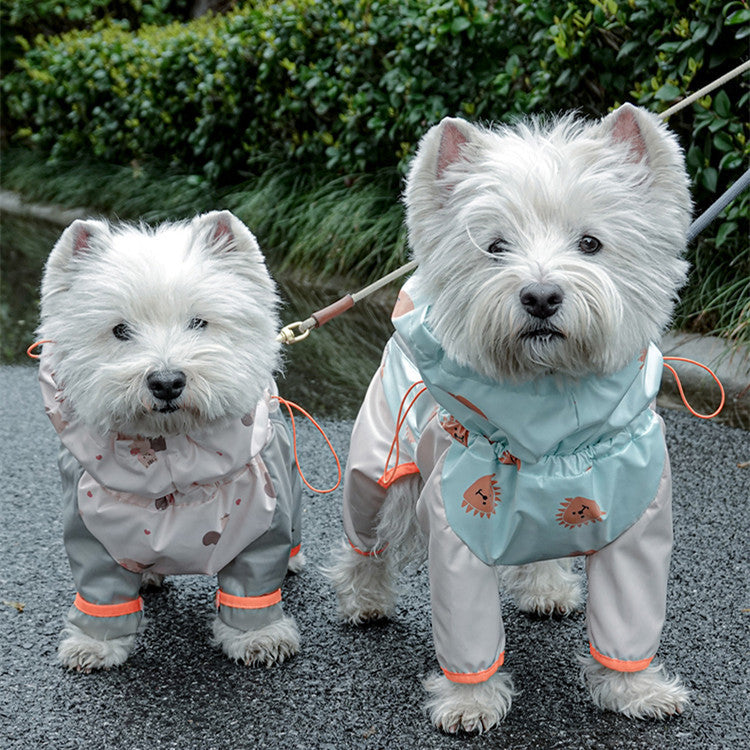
{"left": 216, "top": 409, "right": 300, "bottom": 631}
{"left": 417, "top": 454, "right": 506, "bottom": 683}
{"left": 59, "top": 446, "right": 143, "bottom": 640}
{"left": 585, "top": 453, "right": 673, "bottom": 671}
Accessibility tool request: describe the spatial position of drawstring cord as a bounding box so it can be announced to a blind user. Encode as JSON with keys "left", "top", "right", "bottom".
{"left": 662, "top": 356, "right": 725, "bottom": 419}
{"left": 381, "top": 380, "right": 427, "bottom": 486}
{"left": 27, "top": 340, "right": 50, "bottom": 359}
{"left": 273, "top": 395, "right": 342, "bottom": 494}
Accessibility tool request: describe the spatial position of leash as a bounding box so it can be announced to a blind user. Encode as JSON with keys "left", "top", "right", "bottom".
{"left": 277, "top": 63, "right": 750, "bottom": 346}
{"left": 277, "top": 260, "right": 418, "bottom": 344}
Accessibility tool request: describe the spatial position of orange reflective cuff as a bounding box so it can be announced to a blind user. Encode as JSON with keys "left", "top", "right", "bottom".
{"left": 74, "top": 593, "right": 143, "bottom": 618}
{"left": 377, "top": 461, "right": 420, "bottom": 489}
{"left": 289, "top": 543, "right": 302, "bottom": 558}
{"left": 442, "top": 652, "right": 505, "bottom": 684}
{"left": 589, "top": 644, "right": 654, "bottom": 672}
{"left": 216, "top": 588, "right": 282, "bottom": 610}
{"left": 348, "top": 539, "right": 387, "bottom": 557}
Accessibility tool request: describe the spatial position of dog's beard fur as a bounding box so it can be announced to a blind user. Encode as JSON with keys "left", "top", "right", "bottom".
{"left": 405, "top": 108, "right": 692, "bottom": 380}
{"left": 39, "top": 211, "right": 281, "bottom": 437}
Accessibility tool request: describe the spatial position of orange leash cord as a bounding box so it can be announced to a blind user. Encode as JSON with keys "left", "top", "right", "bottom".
{"left": 662, "top": 356, "right": 725, "bottom": 419}
{"left": 381, "top": 380, "right": 427, "bottom": 486}
{"left": 273, "top": 395, "right": 342, "bottom": 494}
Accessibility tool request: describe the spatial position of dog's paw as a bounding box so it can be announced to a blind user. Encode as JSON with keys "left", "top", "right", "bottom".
{"left": 58, "top": 623, "right": 135, "bottom": 672}
{"left": 499, "top": 559, "right": 583, "bottom": 616}
{"left": 212, "top": 615, "right": 300, "bottom": 667}
{"left": 423, "top": 671, "right": 516, "bottom": 734}
{"left": 580, "top": 655, "right": 690, "bottom": 719}
{"left": 287, "top": 550, "right": 306, "bottom": 575}
{"left": 140, "top": 571, "right": 165, "bottom": 589}
{"left": 323, "top": 540, "right": 397, "bottom": 624}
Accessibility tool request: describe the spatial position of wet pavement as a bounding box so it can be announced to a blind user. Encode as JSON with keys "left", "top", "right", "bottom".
{"left": 1, "top": 364, "right": 748, "bottom": 749}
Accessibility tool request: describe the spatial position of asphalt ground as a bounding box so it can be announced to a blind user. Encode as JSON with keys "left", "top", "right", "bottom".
{"left": 1, "top": 363, "right": 748, "bottom": 750}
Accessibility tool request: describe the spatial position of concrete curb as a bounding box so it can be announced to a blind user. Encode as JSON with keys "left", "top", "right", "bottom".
{"left": 659, "top": 332, "right": 749, "bottom": 430}
{"left": 0, "top": 189, "right": 90, "bottom": 227}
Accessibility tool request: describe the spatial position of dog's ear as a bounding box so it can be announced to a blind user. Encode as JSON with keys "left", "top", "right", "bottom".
{"left": 405, "top": 117, "right": 481, "bottom": 211}
{"left": 606, "top": 103, "right": 649, "bottom": 163}
{"left": 435, "top": 117, "right": 476, "bottom": 179}
{"left": 601, "top": 104, "right": 692, "bottom": 217}
{"left": 191, "top": 210, "right": 263, "bottom": 257}
{"left": 40, "top": 219, "right": 111, "bottom": 306}
{"left": 54, "top": 218, "right": 110, "bottom": 259}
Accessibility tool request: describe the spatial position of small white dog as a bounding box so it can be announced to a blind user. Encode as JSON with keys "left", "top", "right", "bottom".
{"left": 327, "top": 105, "right": 693, "bottom": 732}
{"left": 38, "top": 210, "right": 303, "bottom": 671}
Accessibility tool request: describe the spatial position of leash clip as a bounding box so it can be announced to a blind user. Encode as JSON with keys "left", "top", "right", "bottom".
{"left": 277, "top": 321, "right": 312, "bottom": 345}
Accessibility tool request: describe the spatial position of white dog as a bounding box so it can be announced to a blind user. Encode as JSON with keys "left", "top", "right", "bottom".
{"left": 327, "top": 105, "right": 692, "bottom": 732}
{"left": 38, "top": 211, "right": 303, "bottom": 671}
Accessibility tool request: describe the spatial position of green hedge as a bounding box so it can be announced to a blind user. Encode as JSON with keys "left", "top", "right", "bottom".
{"left": 4, "top": 1, "right": 747, "bottom": 184}
{"left": 0, "top": 1, "right": 194, "bottom": 71}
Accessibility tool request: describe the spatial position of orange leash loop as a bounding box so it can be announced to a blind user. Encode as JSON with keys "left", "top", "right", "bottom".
{"left": 663, "top": 356, "right": 725, "bottom": 419}
{"left": 273, "top": 396, "right": 342, "bottom": 494}
{"left": 382, "top": 381, "right": 427, "bottom": 486}
{"left": 27, "top": 340, "right": 52, "bottom": 359}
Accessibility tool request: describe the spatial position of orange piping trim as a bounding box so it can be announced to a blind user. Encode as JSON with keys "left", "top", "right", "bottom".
{"left": 74, "top": 593, "right": 143, "bottom": 618}
{"left": 216, "top": 588, "right": 282, "bottom": 610}
{"left": 442, "top": 652, "right": 505, "bottom": 684}
{"left": 289, "top": 543, "right": 302, "bottom": 558}
{"left": 589, "top": 643, "right": 654, "bottom": 672}
{"left": 273, "top": 395, "right": 342, "bottom": 494}
{"left": 377, "top": 461, "right": 420, "bottom": 489}
{"left": 662, "top": 356, "right": 725, "bottom": 419}
{"left": 348, "top": 539, "right": 387, "bottom": 557}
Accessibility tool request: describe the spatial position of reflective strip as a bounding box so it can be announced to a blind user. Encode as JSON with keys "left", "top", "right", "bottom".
{"left": 377, "top": 461, "right": 420, "bottom": 489}
{"left": 442, "top": 652, "right": 505, "bottom": 684}
{"left": 289, "top": 543, "right": 301, "bottom": 558}
{"left": 589, "top": 643, "right": 654, "bottom": 672}
{"left": 216, "top": 588, "right": 282, "bottom": 610}
{"left": 74, "top": 593, "right": 143, "bottom": 618}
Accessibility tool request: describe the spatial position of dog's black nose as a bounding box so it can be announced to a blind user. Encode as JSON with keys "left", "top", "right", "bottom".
{"left": 520, "top": 283, "right": 564, "bottom": 319}
{"left": 147, "top": 370, "right": 186, "bottom": 402}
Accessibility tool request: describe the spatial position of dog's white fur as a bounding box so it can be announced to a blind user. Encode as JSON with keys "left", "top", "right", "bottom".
{"left": 40, "top": 211, "right": 301, "bottom": 670}
{"left": 329, "top": 106, "right": 692, "bottom": 731}
{"left": 40, "top": 211, "right": 280, "bottom": 438}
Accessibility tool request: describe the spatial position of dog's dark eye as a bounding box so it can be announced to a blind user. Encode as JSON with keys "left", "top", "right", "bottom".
{"left": 188, "top": 317, "right": 208, "bottom": 331}
{"left": 112, "top": 323, "right": 133, "bottom": 341}
{"left": 487, "top": 238, "right": 510, "bottom": 256}
{"left": 579, "top": 235, "right": 602, "bottom": 254}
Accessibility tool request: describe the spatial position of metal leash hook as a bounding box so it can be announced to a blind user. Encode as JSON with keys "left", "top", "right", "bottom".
{"left": 277, "top": 320, "right": 313, "bottom": 345}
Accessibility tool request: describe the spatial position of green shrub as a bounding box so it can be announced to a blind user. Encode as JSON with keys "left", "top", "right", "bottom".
{"left": 0, "top": 1, "right": 194, "bottom": 71}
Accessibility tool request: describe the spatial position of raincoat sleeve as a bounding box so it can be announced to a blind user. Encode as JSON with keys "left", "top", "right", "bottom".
{"left": 342, "top": 356, "right": 404, "bottom": 554}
